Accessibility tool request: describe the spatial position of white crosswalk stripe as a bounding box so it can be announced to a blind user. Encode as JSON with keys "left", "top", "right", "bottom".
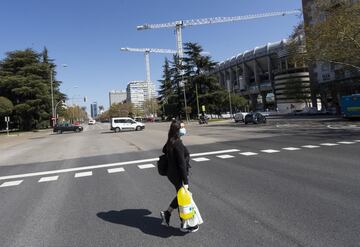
{"left": 216, "top": 154, "right": 234, "bottom": 159}
{"left": 240, "top": 152, "right": 258, "bottom": 156}
{"left": 302, "top": 145, "right": 320, "bottom": 149}
{"left": 107, "top": 167, "right": 125, "bottom": 173}
{"left": 1, "top": 141, "right": 358, "bottom": 189}
{"left": 337, "top": 141, "right": 356, "bottom": 144}
{"left": 38, "top": 176, "right": 59, "bottom": 183}
{"left": 74, "top": 171, "right": 93, "bottom": 178}
{"left": 138, "top": 164, "right": 155, "bottom": 169}
{"left": 261, "top": 149, "right": 280, "bottom": 153}
{"left": 282, "top": 147, "right": 301, "bottom": 151}
{"left": 0, "top": 180, "right": 23, "bottom": 188}
{"left": 192, "top": 157, "right": 210, "bottom": 162}
{"left": 320, "top": 143, "right": 339, "bottom": 146}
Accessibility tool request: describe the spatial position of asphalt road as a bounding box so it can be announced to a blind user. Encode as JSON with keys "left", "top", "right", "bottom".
{"left": 0, "top": 118, "right": 359, "bottom": 247}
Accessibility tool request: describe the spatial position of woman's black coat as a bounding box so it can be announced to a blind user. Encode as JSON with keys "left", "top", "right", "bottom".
{"left": 162, "top": 139, "right": 190, "bottom": 186}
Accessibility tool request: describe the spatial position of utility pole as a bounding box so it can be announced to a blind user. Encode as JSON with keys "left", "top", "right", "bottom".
{"left": 227, "top": 80, "right": 233, "bottom": 117}
{"left": 195, "top": 82, "right": 200, "bottom": 117}
{"left": 50, "top": 67, "right": 55, "bottom": 127}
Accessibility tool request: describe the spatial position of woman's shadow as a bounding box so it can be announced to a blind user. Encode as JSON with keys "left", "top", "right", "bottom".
{"left": 97, "top": 209, "right": 186, "bottom": 238}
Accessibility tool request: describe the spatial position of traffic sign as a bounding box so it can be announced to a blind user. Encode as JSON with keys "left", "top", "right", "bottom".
{"left": 202, "top": 105, "right": 206, "bottom": 112}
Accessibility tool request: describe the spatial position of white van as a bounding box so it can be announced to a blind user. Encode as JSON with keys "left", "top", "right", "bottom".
{"left": 110, "top": 117, "right": 145, "bottom": 132}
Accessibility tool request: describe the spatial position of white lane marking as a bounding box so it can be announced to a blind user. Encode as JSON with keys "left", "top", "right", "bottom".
{"left": 337, "top": 141, "right": 356, "bottom": 144}
{"left": 190, "top": 149, "right": 239, "bottom": 157}
{"left": 38, "top": 176, "right": 59, "bottom": 183}
{"left": 192, "top": 157, "right": 210, "bottom": 162}
{"left": 302, "top": 145, "right": 320, "bottom": 149}
{"left": 320, "top": 143, "right": 339, "bottom": 146}
{"left": 240, "top": 152, "right": 258, "bottom": 156}
{"left": 0, "top": 180, "right": 23, "bottom": 188}
{"left": 282, "top": 147, "right": 301, "bottom": 151}
{"left": 216, "top": 154, "right": 234, "bottom": 159}
{"left": 0, "top": 149, "right": 238, "bottom": 181}
{"left": 354, "top": 140, "right": 360, "bottom": 142}
{"left": 74, "top": 171, "right": 93, "bottom": 178}
{"left": 138, "top": 164, "right": 155, "bottom": 169}
{"left": 108, "top": 167, "right": 125, "bottom": 173}
{"left": 261, "top": 149, "right": 280, "bottom": 153}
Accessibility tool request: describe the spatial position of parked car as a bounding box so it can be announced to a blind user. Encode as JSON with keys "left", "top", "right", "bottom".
{"left": 234, "top": 112, "right": 249, "bottom": 122}
{"left": 244, "top": 112, "right": 267, "bottom": 124}
{"left": 53, "top": 123, "right": 83, "bottom": 134}
{"left": 110, "top": 117, "right": 145, "bottom": 132}
{"left": 88, "top": 119, "right": 96, "bottom": 125}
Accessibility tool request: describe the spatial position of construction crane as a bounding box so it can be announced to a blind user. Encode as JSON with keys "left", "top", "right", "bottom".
{"left": 137, "top": 10, "right": 301, "bottom": 59}
{"left": 137, "top": 10, "right": 301, "bottom": 121}
{"left": 120, "top": 47, "right": 177, "bottom": 84}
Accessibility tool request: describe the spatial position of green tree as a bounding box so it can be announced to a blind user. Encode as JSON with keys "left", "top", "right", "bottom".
{"left": 108, "top": 102, "right": 134, "bottom": 117}
{"left": 143, "top": 98, "right": 159, "bottom": 117}
{"left": 0, "top": 49, "right": 64, "bottom": 130}
{"left": 230, "top": 93, "right": 248, "bottom": 112}
{"left": 304, "top": 1, "right": 360, "bottom": 70}
{"left": 0, "top": 96, "right": 14, "bottom": 116}
{"left": 60, "top": 105, "right": 87, "bottom": 123}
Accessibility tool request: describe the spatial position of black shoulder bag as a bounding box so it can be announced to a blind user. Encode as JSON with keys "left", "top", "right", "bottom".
{"left": 157, "top": 154, "right": 168, "bottom": 176}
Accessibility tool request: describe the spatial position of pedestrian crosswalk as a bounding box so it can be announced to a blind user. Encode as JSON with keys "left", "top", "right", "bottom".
{"left": 0, "top": 139, "right": 359, "bottom": 189}
{"left": 38, "top": 176, "right": 58, "bottom": 183}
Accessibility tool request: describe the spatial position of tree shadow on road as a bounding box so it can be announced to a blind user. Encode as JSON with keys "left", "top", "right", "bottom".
{"left": 97, "top": 209, "right": 186, "bottom": 238}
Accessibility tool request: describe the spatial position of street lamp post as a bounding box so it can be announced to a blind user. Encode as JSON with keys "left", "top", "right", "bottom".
{"left": 50, "top": 64, "right": 68, "bottom": 127}
{"left": 227, "top": 80, "right": 233, "bottom": 118}
{"left": 49, "top": 67, "right": 55, "bottom": 127}
{"left": 54, "top": 100, "right": 64, "bottom": 124}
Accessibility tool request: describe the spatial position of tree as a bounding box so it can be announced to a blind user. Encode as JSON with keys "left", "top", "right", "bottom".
{"left": 0, "top": 96, "right": 14, "bottom": 116}
{"left": 230, "top": 94, "right": 248, "bottom": 112}
{"left": 60, "top": 105, "right": 87, "bottom": 123}
{"left": 108, "top": 102, "right": 134, "bottom": 117}
{"left": 143, "top": 98, "right": 159, "bottom": 117}
{"left": 304, "top": 1, "right": 360, "bottom": 70}
{"left": 157, "top": 42, "right": 248, "bottom": 119}
{"left": 0, "top": 49, "right": 64, "bottom": 130}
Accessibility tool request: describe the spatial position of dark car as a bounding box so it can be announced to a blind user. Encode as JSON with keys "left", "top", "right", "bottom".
{"left": 244, "top": 112, "right": 267, "bottom": 124}
{"left": 53, "top": 123, "right": 83, "bottom": 134}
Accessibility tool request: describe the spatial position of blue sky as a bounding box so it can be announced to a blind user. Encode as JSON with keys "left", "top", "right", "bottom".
{"left": 0, "top": 0, "right": 302, "bottom": 111}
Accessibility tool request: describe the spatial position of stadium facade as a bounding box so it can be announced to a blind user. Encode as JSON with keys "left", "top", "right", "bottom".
{"left": 212, "top": 40, "right": 312, "bottom": 113}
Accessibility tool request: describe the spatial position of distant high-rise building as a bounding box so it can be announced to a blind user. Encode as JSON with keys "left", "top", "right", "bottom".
{"left": 126, "top": 81, "right": 156, "bottom": 108}
{"left": 109, "top": 90, "right": 127, "bottom": 107}
{"left": 90, "top": 102, "right": 98, "bottom": 119}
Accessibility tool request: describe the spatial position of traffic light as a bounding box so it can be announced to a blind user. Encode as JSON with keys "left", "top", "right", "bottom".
{"left": 84, "top": 96, "right": 87, "bottom": 102}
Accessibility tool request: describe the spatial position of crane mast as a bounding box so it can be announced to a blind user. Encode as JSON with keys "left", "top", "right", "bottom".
{"left": 120, "top": 47, "right": 177, "bottom": 100}
{"left": 136, "top": 10, "right": 301, "bottom": 121}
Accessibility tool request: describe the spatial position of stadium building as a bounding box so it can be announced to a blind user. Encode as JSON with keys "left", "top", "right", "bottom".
{"left": 213, "top": 40, "right": 311, "bottom": 113}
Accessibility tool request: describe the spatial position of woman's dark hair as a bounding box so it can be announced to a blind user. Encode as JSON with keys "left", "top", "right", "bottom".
{"left": 166, "top": 120, "right": 181, "bottom": 149}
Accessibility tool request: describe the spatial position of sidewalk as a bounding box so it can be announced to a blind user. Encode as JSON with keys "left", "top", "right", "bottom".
{"left": 0, "top": 129, "right": 52, "bottom": 147}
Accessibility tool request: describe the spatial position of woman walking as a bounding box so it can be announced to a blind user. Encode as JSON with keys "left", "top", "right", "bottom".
{"left": 160, "top": 120, "right": 199, "bottom": 233}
